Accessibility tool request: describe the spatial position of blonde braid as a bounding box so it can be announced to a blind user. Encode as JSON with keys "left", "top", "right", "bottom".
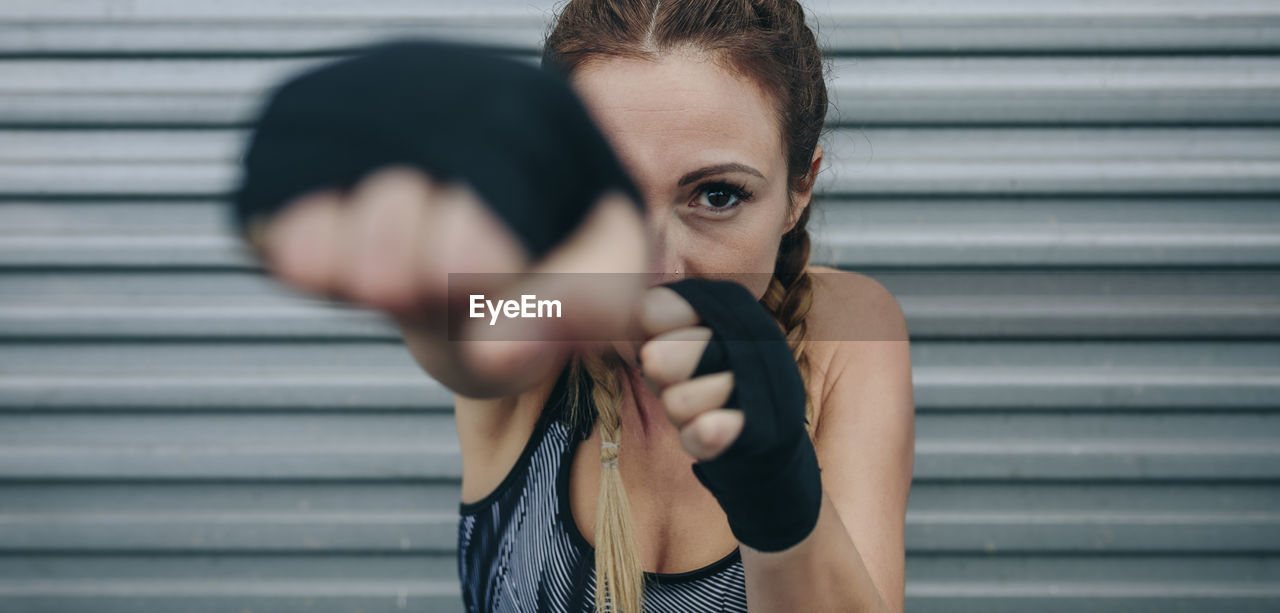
{"left": 567, "top": 353, "right": 646, "bottom": 612}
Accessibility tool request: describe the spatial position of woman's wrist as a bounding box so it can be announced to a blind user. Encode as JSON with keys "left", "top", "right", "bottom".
{"left": 694, "top": 432, "right": 823, "bottom": 552}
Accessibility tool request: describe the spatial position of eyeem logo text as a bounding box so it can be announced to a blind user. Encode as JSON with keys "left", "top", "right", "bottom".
{"left": 470, "top": 294, "right": 563, "bottom": 326}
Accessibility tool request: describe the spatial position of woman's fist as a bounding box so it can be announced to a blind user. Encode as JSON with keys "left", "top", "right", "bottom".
{"left": 231, "top": 40, "right": 650, "bottom": 394}
{"left": 635, "top": 278, "right": 822, "bottom": 553}
{"left": 636, "top": 286, "right": 744, "bottom": 461}
{"left": 248, "top": 168, "right": 528, "bottom": 320}
{"left": 246, "top": 167, "right": 647, "bottom": 395}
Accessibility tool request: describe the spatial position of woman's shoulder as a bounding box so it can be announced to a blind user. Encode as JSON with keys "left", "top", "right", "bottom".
{"left": 804, "top": 265, "right": 908, "bottom": 345}
{"left": 802, "top": 265, "right": 910, "bottom": 429}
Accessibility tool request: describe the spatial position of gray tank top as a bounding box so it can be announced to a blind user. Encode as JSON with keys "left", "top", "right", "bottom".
{"left": 456, "top": 366, "right": 748, "bottom": 612}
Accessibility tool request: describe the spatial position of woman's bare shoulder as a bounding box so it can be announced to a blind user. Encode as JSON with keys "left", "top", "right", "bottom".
{"left": 805, "top": 265, "right": 908, "bottom": 344}
{"left": 803, "top": 265, "right": 910, "bottom": 428}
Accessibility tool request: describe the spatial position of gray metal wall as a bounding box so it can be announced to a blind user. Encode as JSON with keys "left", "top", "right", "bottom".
{"left": 1, "top": 1, "right": 1278, "bottom": 611}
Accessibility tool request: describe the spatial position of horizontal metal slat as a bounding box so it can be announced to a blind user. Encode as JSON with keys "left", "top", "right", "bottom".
{"left": 1, "top": 341, "right": 1275, "bottom": 410}
{"left": 0, "top": 554, "right": 466, "bottom": 612}
{"left": 0, "top": 478, "right": 1275, "bottom": 580}
{"left": 0, "top": 484, "right": 1274, "bottom": 554}
{"left": 0, "top": 580, "right": 465, "bottom": 613}
{"left": 2, "top": 128, "right": 1278, "bottom": 197}
{"left": 0, "top": 439, "right": 1273, "bottom": 481}
{"left": 0, "top": 375, "right": 451, "bottom": 410}
{"left": 915, "top": 438, "right": 1280, "bottom": 480}
{"left": 1, "top": 0, "right": 1278, "bottom": 54}
{"left": 15, "top": 365, "right": 1280, "bottom": 410}
{"left": 917, "top": 413, "right": 1280, "bottom": 440}
{"left": 0, "top": 551, "right": 464, "bottom": 611}
{"left": 904, "top": 555, "right": 1280, "bottom": 611}
{"left": 903, "top": 582, "right": 1280, "bottom": 613}
{"left": 0, "top": 341, "right": 425, "bottom": 372}
{"left": 3, "top": 57, "right": 1279, "bottom": 125}
{"left": 0, "top": 580, "right": 1273, "bottom": 613}
{"left": 4, "top": 481, "right": 1272, "bottom": 516}
{"left": 3, "top": 412, "right": 1274, "bottom": 451}
{"left": 831, "top": 57, "right": 1280, "bottom": 124}
{"left": 815, "top": 201, "right": 1280, "bottom": 267}
{"left": 0, "top": 413, "right": 457, "bottom": 444}
{"left": 904, "top": 510, "right": 1280, "bottom": 552}
{"left": 0, "top": 511, "right": 458, "bottom": 552}
{"left": 0, "top": 483, "right": 456, "bottom": 513}
{"left": 913, "top": 367, "right": 1280, "bottom": 409}
{"left": 0, "top": 554, "right": 1273, "bottom": 612}
{"left": 2, "top": 510, "right": 1274, "bottom": 553}
{"left": 907, "top": 553, "right": 1280, "bottom": 581}
{"left": 0, "top": 554, "right": 457, "bottom": 581}
{"left": 0, "top": 303, "right": 398, "bottom": 339}
{"left": 0, "top": 444, "right": 461, "bottom": 480}
{"left": 908, "top": 482, "right": 1280, "bottom": 513}
{"left": 0, "top": 0, "right": 542, "bottom": 20}
{"left": 0, "top": 21, "right": 547, "bottom": 56}
{"left": 912, "top": 340, "right": 1280, "bottom": 409}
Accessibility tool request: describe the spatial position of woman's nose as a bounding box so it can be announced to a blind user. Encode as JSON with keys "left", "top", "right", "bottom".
{"left": 645, "top": 223, "right": 684, "bottom": 278}
{"left": 641, "top": 201, "right": 687, "bottom": 278}
{"left": 655, "top": 251, "right": 684, "bottom": 276}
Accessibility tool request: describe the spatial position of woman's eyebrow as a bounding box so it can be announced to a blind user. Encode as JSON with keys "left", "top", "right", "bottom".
{"left": 677, "top": 163, "right": 765, "bottom": 187}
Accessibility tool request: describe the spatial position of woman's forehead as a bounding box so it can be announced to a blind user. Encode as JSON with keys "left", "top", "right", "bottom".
{"left": 570, "top": 53, "right": 784, "bottom": 180}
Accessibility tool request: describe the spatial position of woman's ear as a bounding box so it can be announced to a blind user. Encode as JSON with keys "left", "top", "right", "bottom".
{"left": 785, "top": 145, "right": 823, "bottom": 233}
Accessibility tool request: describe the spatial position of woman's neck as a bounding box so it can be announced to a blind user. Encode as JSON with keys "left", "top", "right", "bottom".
{"left": 617, "top": 363, "right": 677, "bottom": 449}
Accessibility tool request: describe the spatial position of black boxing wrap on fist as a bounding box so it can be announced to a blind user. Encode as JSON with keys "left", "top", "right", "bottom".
{"left": 234, "top": 39, "right": 641, "bottom": 259}
{"left": 662, "top": 279, "right": 823, "bottom": 553}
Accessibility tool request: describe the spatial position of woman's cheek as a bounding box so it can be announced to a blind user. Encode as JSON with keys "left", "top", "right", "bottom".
{"left": 679, "top": 209, "right": 783, "bottom": 292}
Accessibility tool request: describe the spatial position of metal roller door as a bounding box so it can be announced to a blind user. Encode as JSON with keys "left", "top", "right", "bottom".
{"left": 1, "top": 1, "right": 1278, "bottom": 611}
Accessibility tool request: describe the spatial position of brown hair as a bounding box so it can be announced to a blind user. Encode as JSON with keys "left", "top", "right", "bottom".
{"left": 545, "top": 1, "right": 827, "bottom": 610}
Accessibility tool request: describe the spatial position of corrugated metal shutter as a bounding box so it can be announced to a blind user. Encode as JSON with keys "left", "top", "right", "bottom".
{"left": 2, "top": 1, "right": 1278, "bottom": 611}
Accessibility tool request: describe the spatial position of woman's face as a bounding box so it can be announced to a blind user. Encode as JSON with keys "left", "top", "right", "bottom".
{"left": 570, "top": 50, "right": 810, "bottom": 300}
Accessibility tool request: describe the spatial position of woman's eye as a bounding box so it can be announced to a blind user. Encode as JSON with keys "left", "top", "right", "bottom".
{"left": 696, "top": 182, "right": 751, "bottom": 211}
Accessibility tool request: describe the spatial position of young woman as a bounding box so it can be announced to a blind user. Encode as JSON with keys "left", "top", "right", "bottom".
{"left": 237, "top": 1, "right": 914, "bottom": 611}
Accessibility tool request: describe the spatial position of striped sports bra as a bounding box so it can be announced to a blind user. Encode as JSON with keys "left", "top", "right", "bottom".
{"left": 457, "top": 366, "right": 749, "bottom": 612}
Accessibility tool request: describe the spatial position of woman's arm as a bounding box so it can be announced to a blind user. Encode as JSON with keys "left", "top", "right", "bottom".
{"left": 236, "top": 41, "right": 649, "bottom": 401}
{"left": 740, "top": 273, "right": 914, "bottom": 612}
{"left": 642, "top": 272, "right": 914, "bottom": 611}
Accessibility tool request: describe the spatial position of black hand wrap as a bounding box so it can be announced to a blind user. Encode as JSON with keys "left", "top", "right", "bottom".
{"left": 234, "top": 39, "right": 640, "bottom": 259}
{"left": 663, "top": 279, "right": 823, "bottom": 553}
